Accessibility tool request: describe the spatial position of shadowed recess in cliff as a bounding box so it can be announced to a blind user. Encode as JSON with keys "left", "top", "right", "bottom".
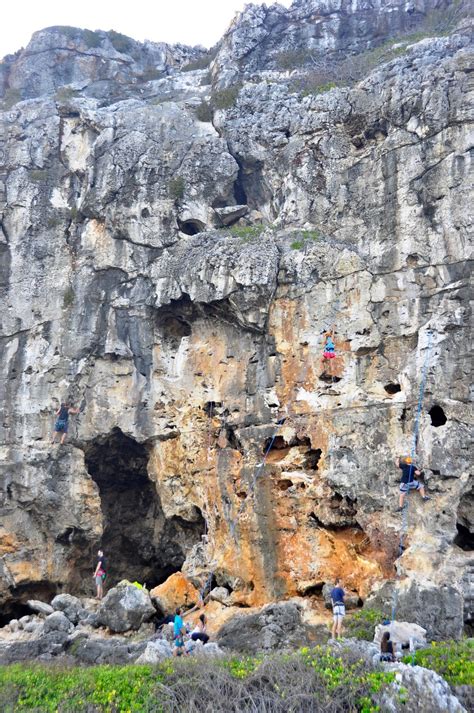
{"left": 82, "top": 428, "right": 205, "bottom": 588}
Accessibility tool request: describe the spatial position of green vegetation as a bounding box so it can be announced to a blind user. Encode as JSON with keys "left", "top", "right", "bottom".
{"left": 107, "top": 30, "right": 133, "bottom": 54}
{"left": 1, "top": 87, "right": 22, "bottom": 110}
{"left": 55, "top": 86, "right": 77, "bottom": 102}
{"left": 345, "top": 608, "right": 388, "bottom": 641}
{"left": 181, "top": 47, "right": 218, "bottom": 72}
{"left": 83, "top": 29, "right": 102, "bottom": 49}
{"left": 29, "top": 169, "right": 48, "bottom": 183}
{"left": 290, "top": 229, "right": 320, "bottom": 250}
{"left": 211, "top": 83, "right": 242, "bottom": 110}
{"left": 63, "top": 287, "right": 75, "bottom": 308}
{"left": 138, "top": 67, "right": 162, "bottom": 82}
{"left": 0, "top": 648, "right": 398, "bottom": 713}
{"left": 228, "top": 224, "right": 265, "bottom": 241}
{"left": 195, "top": 100, "right": 213, "bottom": 122}
{"left": 403, "top": 639, "right": 474, "bottom": 687}
{"left": 168, "top": 176, "right": 185, "bottom": 202}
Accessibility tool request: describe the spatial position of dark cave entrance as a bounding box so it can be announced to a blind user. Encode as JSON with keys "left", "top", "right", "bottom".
{"left": 429, "top": 405, "right": 447, "bottom": 427}
{"left": 0, "top": 581, "right": 58, "bottom": 627}
{"left": 83, "top": 428, "right": 205, "bottom": 589}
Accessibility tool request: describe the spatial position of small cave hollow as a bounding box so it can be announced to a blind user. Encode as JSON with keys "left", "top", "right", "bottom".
{"left": 178, "top": 218, "right": 206, "bottom": 236}
{"left": 203, "top": 401, "right": 222, "bottom": 417}
{"left": 0, "top": 582, "right": 58, "bottom": 627}
{"left": 429, "top": 405, "right": 447, "bottom": 427}
{"left": 83, "top": 428, "right": 205, "bottom": 590}
{"left": 319, "top": 373, "right": 342, "bottom": 383}
{"left": 263, "top": 434, "right": 311, "bottom": 454}
{"left": 454, "top": 523, "right": 474, "bottom": 551}
{"left": 305, "top": 448, "right": 322, "bottom": 471}
{"left": 384, "top": 383, "right": 401, "bottom": 395}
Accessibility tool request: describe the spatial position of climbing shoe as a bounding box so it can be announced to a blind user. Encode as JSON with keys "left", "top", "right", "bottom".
{"left": 422, "top": 496, "right": 431, "bottom": 502}
{"left": 395, "top": 506, "right": 404, "bottom": 512}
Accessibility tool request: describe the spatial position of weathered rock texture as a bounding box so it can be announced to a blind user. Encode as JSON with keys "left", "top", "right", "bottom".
{"left": 0, "top": 0, "right": 472, "bottom": 640}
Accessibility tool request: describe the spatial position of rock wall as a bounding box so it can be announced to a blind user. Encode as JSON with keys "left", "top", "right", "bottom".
{"left": 0, "top": 0, "right": 472, "bottom": 638}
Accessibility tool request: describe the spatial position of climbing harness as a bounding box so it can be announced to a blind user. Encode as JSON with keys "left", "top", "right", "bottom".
{"left": 390, "top": 329, "right": 434, "bottom": 630}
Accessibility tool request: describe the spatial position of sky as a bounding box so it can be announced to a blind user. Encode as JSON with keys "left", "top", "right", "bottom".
{"left": 1, "top": 0, "right": 294, "bottom": 58}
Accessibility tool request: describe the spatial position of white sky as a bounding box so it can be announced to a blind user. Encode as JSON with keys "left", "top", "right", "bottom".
{"left": 1, "top": 0, "right": 293, "bottom": 58}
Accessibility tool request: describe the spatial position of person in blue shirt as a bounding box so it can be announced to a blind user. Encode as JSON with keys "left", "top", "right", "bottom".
{"left": 396, "top": 456, "right": 431, "bottom": 511}
{"left": 323, "top": 332, "right": 336, "bottom": 360}
{"left": 51, "top": 402, "right": 80, "bottom": 446}
{"left": 330, "top": 578, "right": 345, "bottom": 639}
{"left": 173, "top": 607, "right": 186, "bottom": 656}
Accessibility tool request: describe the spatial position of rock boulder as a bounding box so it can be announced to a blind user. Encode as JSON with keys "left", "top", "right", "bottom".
{"left": 97, "top": 582, "right": 156, "bottom": 632}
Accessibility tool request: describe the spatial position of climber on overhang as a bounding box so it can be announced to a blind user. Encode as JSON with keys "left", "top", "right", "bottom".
{"left": 395, "top": 456, "right": 431, "bottom": 512}
{"left": 322, "top": 330, "right": 336, "bottom": 360}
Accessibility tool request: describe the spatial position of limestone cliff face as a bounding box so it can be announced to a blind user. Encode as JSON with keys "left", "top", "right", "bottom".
{"left": 0, "top": 1, "right": 472, "bottom": 637}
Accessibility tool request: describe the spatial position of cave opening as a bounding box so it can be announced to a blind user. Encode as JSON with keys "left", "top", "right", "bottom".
{"left": 83, "top": 428, "right": 205, "bottom": 590}
{"left": 429, "top": 405, "right": 447, "bottom": 427}
{"left": 178, "top": 218, "right": 206, "bottom": 236}
{"left": 454, "top": 523, "right": 474, "bottom": 551}
{"left": 0, "top": 582, "right": 58, "bottom": 627}
{"left": 305, "top": 448, "right": 322, "bottom": 470}
{"left": 233, "top": 163, "right": 248, "bottom": 205}
{"left": 203, "top": 401, "right": 222, "bottom": 417}
{"left": 384, "top": 383, "right": 401, "bottom": 395}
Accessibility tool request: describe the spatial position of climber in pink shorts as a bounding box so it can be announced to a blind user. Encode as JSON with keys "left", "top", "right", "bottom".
{"left": 323, "top": 332, "right": 336, "bottom": 359}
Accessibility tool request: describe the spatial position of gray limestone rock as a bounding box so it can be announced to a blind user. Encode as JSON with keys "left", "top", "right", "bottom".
{"left": 377, "top": 663, "right": 466, "bottom": 713}
{"left": 216, "top": 602, "right": 309, "bottom": 653}
{"left": 27, "top": 601, "right": 54, "bottom": 617}
{"left": 51, "top": 593, "right": 87, "bottom": 624}
{"left": 135, "top": 639, "right": 173, "bottom": 664}
{"left": 96, "top": 583, "right": 156, "bottom": 632}
{"left": 43, "top": 611, "right": 74, "bottom": 634}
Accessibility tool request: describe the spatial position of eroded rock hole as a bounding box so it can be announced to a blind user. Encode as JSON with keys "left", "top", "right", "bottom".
{"left": 262, "top": 434, "right": 311, "bottom": 453}
{"left": 305, "top": 448, "right": 322, "bottom": 471}
{"left": 178, "top": 218, "right": 206, "bottom": 235}
{"left": 319, "top": 373, "right": 342, "bottom": 383}
{"left": 0, "top": 582, "right": 58, "bottom": 627}
{"left": 203, "top": 401, "right": 222, "bottom": 417}
{"left": 454, "top": 524, "right": 474, "bottom": 551}
{"left": 429, "top": 405, "right": 447, "bottom": 427}
{"left": 233, "top": 164, "right": 248, "bottom": 205}
{"left": 384, "top": 383, "right": 401, "bottom": 395}
{"left": 83, "top": 429, "right": 205, "bottom": 589}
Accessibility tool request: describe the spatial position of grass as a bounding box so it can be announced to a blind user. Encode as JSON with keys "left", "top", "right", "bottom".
{"left": 345, "top": 609, "right": 389, "bottom": 641}
{"left": 0, "top": 648, "right": 398, "bottom": 713}
{"left": 194, "top": 101, "right": 213, "bottom": 122}
{"left": 107, "top": 30, "right": 134, "bottom": 54}
{"left": 83, "top": 30, "right": 102, "bottom": 49}
{"left": 290, "top": 229, "right": 320, "bottom": 250}
{"left": 55, "top": 86, "right": 77, "bottom": 102}
{"left": 181, "top": 47, "right": 218, "bottom": 72}
{"left": 211, "top": 83, "right": 242, "bottom": 110}
{"left": 403, "top": 639, "right": 474, "bottom": 687}
{"left": 228, "top": 225, "right": 265, "bottom": 241}
{"left": 168, "top": 176, "right": 185, "bottom": 202}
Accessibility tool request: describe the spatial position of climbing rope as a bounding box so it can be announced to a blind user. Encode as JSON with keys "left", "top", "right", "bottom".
{"left": 391, "top": 329, "right": 434, "bottom": 628}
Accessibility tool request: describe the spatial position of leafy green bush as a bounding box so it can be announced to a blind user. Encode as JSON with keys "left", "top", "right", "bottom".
{"left": 29, "top": 169, "right": 48, "bottom": 183}
{"left": 195, "top": 101, "right": 213, "bottom": 122}
{"left": 228, "top": 225, "right": 265, "bottom": 241}
{"left": 0, "top": 650, "right": 399, "bottom": 713}
{"left": 107, "top": 30, "right": 133, "bottom": 54}
{"left": 403, "top": 639, "right": 474, "bottom": 686}
{"left": 63, "top": 287, "right": 75, "bottom": 308}
{"left": 345, "top": 608, "right": 388, "bottom": 641}
{"left": 211, "top": 83, "right": 242, "bottom": 110}
{"left": 291, "top": 239, "right": 303, "bottom": 250}
{"left": 168, "top": 176, "right": 185, "bottom": 202}
{"left": 182, "top": 46, "right": 218, "bottom": 72}
{"left": 1, "top": 87, "right": 22, "bottom": 110}
{"left": 55, "top": 86, "right": 77, "bottom": 102}
{"left": 83, "top": 29, "right": 102, "bottom": 48}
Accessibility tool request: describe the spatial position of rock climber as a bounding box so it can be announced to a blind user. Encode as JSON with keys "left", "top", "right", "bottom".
{"left": 93, "top": 549, "right": 107, "bottom": 600}
{"left": 330, "top": 577, "right": 345, "bottom": 639}
{"left": 322, "top": 331, "right": 336, "bottom": 360}
{"left": 51, "top": 402, "right": 80, "bottom": 446}
{"left": 395, "top": 456, "right": 431, "bottom": 511}
{"left": 380, "top": 631, "right": 395, "bottom": 662}
{"left": 191, "top": 613, "right": 209, "bottom": 645}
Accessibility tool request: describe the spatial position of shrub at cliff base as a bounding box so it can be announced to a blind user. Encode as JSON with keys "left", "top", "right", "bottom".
{"left": 403, "top": 639, "right": 474, "bottom": 687}
{"left": 345, "top": 608, "right": 388, "bottom": 641}
{"left": 0, "top": 648, "right": 395, "bottom": 713}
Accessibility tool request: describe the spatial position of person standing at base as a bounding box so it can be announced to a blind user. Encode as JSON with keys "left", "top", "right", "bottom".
{"left": 51, "top": 402, "right": 80, "bottom": 446}
{"left": 93, "top": 549, "right": 107, "bottom": 600}
{"left": 331, "top": 578, "right": 345, "bottom": 639}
